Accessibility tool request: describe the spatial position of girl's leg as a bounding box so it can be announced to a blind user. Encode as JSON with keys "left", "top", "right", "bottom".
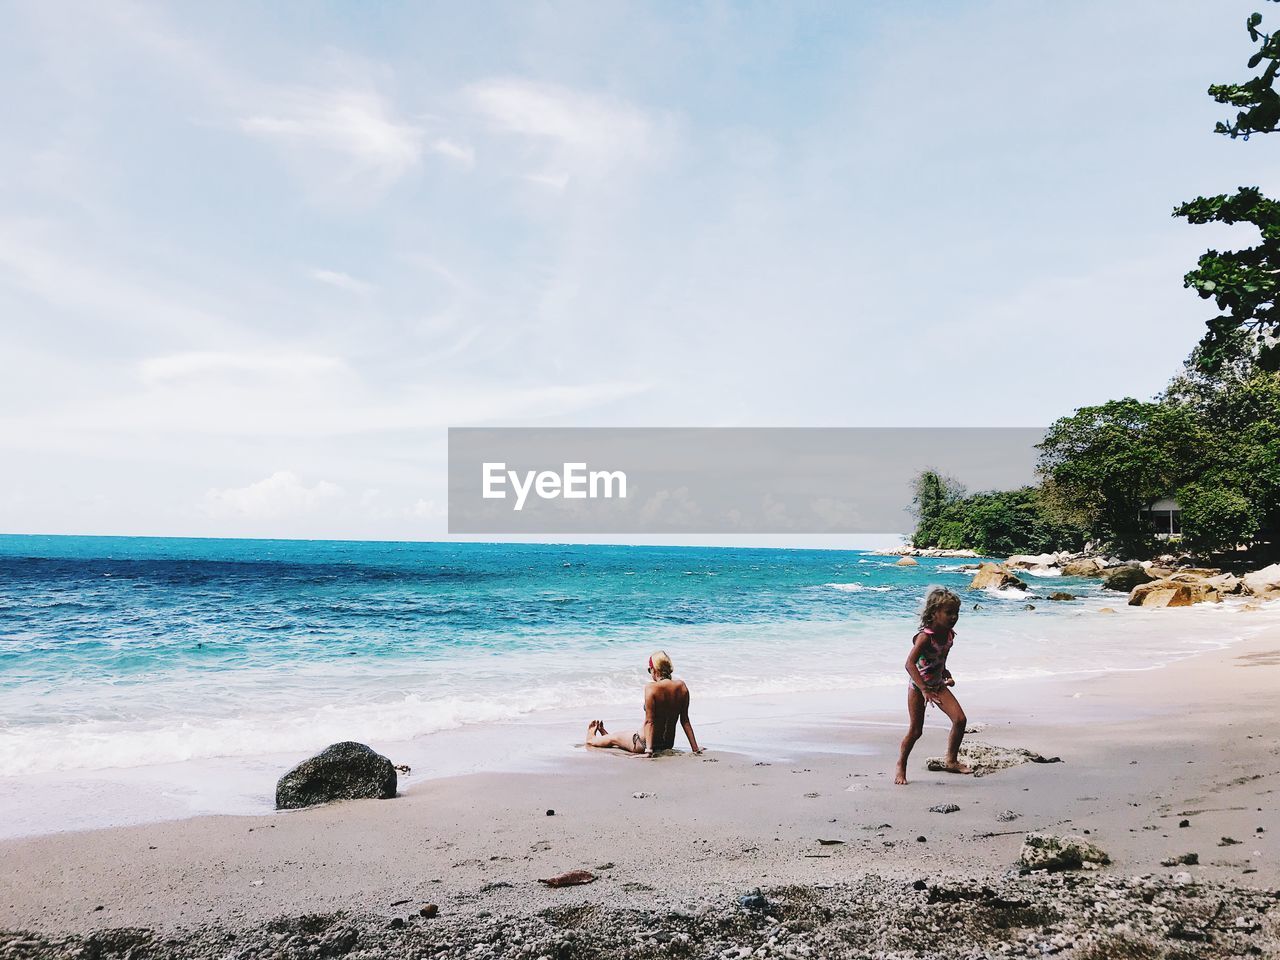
{"left": 933, "top": 688, "right": 972, "bottom": 773}
{"left": 895, "top": 686, "right": 926, "bottom": 785}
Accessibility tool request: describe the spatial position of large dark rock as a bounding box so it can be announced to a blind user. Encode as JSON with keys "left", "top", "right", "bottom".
{"left": 275, "top": 741, "right": 397, "bottom": 810}
{"left": 1101, "top": 564, "right": 1154, "bottom": 592}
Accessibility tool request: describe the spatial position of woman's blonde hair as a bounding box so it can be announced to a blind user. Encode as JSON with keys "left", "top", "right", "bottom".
{"left": 920, "top": 586, "right": 961, "bottom": 629}
{"left": 649, "top": 650, "right": 673, "bottom": 679}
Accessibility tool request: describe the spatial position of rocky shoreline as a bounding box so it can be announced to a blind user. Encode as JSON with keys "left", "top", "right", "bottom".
{"left": 4, "top": 872, "right": 1274, "bottom": 959}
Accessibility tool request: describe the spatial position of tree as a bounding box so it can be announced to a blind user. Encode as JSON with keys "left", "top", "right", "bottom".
{"left": 1175, "top": 4, "right": 1280, "bottom": 373}
{"left": 1036, "top": 399, "right": 1206, "bottom": 557}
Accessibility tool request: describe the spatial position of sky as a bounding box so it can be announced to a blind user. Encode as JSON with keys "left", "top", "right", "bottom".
{"left": 1, "top": 0, "right": 1276, "bottom": 542}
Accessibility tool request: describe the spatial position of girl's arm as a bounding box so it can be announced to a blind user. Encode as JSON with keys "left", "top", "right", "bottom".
{"left": 904, "top": 633, "right": 942, "bottom": 704}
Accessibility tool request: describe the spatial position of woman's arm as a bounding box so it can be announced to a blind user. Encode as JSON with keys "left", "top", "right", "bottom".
{"left": 680, "top": 704, "right": 701, "bottom": 755}
{"left": 641, "top": 688, "right": 656, "bottom": 757}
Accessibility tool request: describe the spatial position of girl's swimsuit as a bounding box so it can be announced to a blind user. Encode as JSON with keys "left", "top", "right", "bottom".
{"left": 910, "top": 626, "right": 954, "bottom": 693}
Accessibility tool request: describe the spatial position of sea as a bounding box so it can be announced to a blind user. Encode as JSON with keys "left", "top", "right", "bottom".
{"left": 0, "top": 535, "right": 1270, "bottom": 838}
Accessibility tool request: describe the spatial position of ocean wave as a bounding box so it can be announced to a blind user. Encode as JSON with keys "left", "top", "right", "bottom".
{"left": 822, "top": 583, "right": 892, "bottom": 593}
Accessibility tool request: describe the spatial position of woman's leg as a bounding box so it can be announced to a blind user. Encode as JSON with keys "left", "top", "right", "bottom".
{"left": 585, "top": 722, "right": 643, "bottom": 753}
{"left": 895, "top": 686, "right": 926, "bottom": 785}
{"left": 932, "top": 688, "right": 971, "bottom": 773}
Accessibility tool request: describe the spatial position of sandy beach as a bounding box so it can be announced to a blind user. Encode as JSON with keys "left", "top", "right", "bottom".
{"left": 2, "top": 612, "right": 1278, "bottom": 958}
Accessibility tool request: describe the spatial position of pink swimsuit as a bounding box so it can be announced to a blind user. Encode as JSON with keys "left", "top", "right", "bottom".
{"left": 909, "top": 626, "right": 954, "bottom": 693}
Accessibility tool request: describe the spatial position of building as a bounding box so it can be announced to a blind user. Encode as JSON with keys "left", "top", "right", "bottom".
{"left": 1141, "top": 498, "right": 1181, "bottom": 538}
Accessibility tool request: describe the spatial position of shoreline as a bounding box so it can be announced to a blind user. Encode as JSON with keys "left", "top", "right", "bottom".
{"left": 3, "top": 597, "right": 1275, "bottom": 843}
{"left": 2, "top": 620, "right": 1277, "bottom": 951}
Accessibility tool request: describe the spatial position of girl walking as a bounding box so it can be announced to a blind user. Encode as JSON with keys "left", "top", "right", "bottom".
{"left": 895, "top": 586, "right": 972, "bottom": 785}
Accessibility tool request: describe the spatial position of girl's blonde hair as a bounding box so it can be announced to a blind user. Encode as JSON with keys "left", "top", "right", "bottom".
{"left": 649, "top": 650, "right": 673, "bottom": 679}
{"left": 920, "top": 586, "right": 961, "bottom": 629}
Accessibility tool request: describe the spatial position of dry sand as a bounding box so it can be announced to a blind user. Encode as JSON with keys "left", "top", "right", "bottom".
{"left": 1, "top": 621, "right": 1278, "bottom": 957}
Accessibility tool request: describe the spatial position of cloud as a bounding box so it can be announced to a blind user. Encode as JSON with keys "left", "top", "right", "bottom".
{"left": 309, "top": 268, "right": 375, "bottom": 295}
{"left": 429, "top": 137, "right": 474, "bottom": 167}
{"left": 139, "top": 352, "right": 346, "bottom": 384}
{"left": 240, "top": 87, "right": 425, "bottom": 190}
{"left": 465, "top": 78, "right": 664, "bottom": 182}
{"left": 204, "top": 471, "right": 343, "bottom": 518}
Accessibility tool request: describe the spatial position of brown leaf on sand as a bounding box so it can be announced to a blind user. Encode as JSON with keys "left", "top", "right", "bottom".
{"left": 538, "top": 870, "right": 596, "bottom": 888}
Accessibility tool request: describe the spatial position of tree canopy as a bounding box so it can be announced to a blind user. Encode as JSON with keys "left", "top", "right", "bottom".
{"left": 1177, "top": 3, "right": 1280, "bottom": 373}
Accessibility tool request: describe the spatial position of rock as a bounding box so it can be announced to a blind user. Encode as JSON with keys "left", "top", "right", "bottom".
{"left": 916, "top": 836, "right": 927, "bottom": 842}
{"left": 1161, "top": 853, "right": 1199, "bottom": 866}
{"left": 419, "top": 904, "right": 439, "bottom": 919}
{"left": 927, "top": 741, "right": 1061, "bottom": 777}
{"left": 738, "top": 888, "right": 769, "bottom": 911}
{"left": 1048, "top": 592, "right": 1077, "bottom": 601}
{"left": 1219, "top": 836, "right": 1241, "bottom": 846}
{"left": 1061, "top": 558, "right": 1104, "bottom": 577}
{"left": 1179, "top": 819, "right": 1190, "bottom": 828}
{"left": 969, "top": 563, "right": 1028, "bottom": 592}
{"left": 929, "top": 803, "right": 961, "bottom": 814}
{"left": 388, "top": 917, "right": 405, "bottom": 929}
{"left": 1242, "top": 563, "right": 1280, "bottom": 599}
{"left": 318, "top": 928, "right": 359, "bottom": 957}
{"left": 539, "top": 870, "right": 596, "bottom": 887}
{"left": 1103, "top": 565, "right": 1154, "bottom": 592}
{"left": 1019, "top": 833, "right": 1111, "bottom": 873}
{"left": 1128, "top": 579, "right": 1221, "bottom": 607}
{"left": 1006, "top": 552, "right": 1066, "bottom": 570}
{"left": 895, "top": 557, "right": 919, "bottom": 566}
{"left": 1098, "top": 607, "right": 1116, "bottom": 614}
{"left": 1204, "top": 573, "right": 1242, "bottom": 595}
{"left": 546, "top": 809, "right": 555, "bottom": 816}
{"left": 275, "top": 742, "right": 397, "bottom": 811}
{"left": 996, "top": 811, "right": 1021, "bottom": 822}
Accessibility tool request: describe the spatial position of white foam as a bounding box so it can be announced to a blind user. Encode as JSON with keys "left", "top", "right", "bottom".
{"left": 822, "top": 582, "right": 892, "bottom": 593}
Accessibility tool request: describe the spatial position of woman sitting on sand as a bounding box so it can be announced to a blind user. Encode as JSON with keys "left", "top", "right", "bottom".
{"left": 585, "top": 650, "right": 702, "bottom": 757}
{"left": 895, "top": 586, "right": 972, "bottom": 785}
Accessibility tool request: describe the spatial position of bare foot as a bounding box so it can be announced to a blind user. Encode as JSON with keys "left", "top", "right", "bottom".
{"left": 596, "top": 720, "right": 608, "bottom": 735}
{"left": 894, "top": 765, "right": 908, "bottom": 785}
{"left": 942, "top": 760, "right": 972, "bottom": 775}
{"left": 585, "top": 720, "right": 601, "bottom": 744}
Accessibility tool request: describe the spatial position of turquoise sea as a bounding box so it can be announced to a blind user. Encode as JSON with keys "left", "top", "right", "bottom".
{"left": 0, "top": 535, "right": 1265, "bottom": 834}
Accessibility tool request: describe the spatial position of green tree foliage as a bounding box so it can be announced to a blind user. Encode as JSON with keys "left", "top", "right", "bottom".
{"left": 1177, "top": 4, "right": 1280, "bottom": 373}
{"left": 1177, "top": 483, "right": 1258, "bottom": 553}
{"left": 1168, "top": 363, "right": 1280, "bottom": 552}
{"left": 910, "top": 471, "right": 1085, "bottom": 557}
{"left": 1035, "top": 399, "right": 1206, "bottom": 557}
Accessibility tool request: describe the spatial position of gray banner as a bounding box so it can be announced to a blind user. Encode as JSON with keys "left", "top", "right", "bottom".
{"left": 448, "top": 428, "right": 1043, "bottom": 534}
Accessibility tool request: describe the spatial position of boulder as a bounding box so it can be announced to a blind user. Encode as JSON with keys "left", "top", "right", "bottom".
{"left": 1242, "top": 563, "right": 1280, "bottom": 599}
{"left": 1061, "top": 558, "right": 1104, "bottom": 577}
{"left": 1005, "top": 552, "right": 1063, "bottom": 570}
{"left": 1102, "top": 565, "right": 1154, "bottom": 592}
{"left": 1127, "top": 579, "right": 1222, "bottom": 607}
{"left": 1047, "top": 592, "right": 1076, "bottom": 601}
{"left": 275, "top": 741, "right": 397, "bottom": 810}
{"left": 1018, "top": 833, "right": 1110, "bottom": 873}
{"left": 969, "top": 563, "right": 1027, "bottom": 592}
{"left": 1204, "top": 572, "right": 1242, "bottom": 595}
{"left": 895, "top": 557, "right": 919, "bottom": 567}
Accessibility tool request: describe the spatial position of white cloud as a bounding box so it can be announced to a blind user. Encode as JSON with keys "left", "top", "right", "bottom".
{"left": 240, "top": 87, "right": 425, "bottom": 189}
{"left": 204, "top": 471, "right": 343, "bottom": 518}
{"left": 309, "top": 268, "right": 375, "bottom": 295}
{"left": 139, "top": 352, "right": 346, "bottom": 384}
{"left": 466, "top": 78, "right": 663, "bottom": 181}
{"left": 429, "top": 137, "right": 474, "bottom": 167}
